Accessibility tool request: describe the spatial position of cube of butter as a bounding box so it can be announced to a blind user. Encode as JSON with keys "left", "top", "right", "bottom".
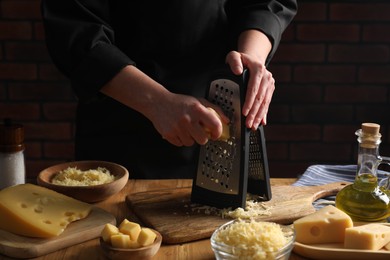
{"left": 137, "top": 228, "right": 157, "bottom": 247}
{"left": 111, "top": 234, "right": 131, "bottom": 249}
{"left": 119, "top": 219, "right": 141, "bottom": 241}
{"left": 345, "top": 224, "right": 390, "bottom": 250}
{"left": 293, "top": 205, "right": 353, "bottom": 244}
{"left": 101, "top": 223, "right": 119, "bottom": 243}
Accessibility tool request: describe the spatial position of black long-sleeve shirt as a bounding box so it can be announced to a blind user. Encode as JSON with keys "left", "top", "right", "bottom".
{"left": 41, "top": 0, "right": 297, "bottom": 179}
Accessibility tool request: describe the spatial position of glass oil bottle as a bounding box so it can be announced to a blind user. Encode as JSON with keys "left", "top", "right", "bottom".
{"left": 335, "top": 123, "right": 390, "bottom": 222}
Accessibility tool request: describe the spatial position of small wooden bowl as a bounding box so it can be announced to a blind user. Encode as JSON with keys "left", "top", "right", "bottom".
{"left": 100, "top": 230, "right": 162, "bottom": 260}
{"left": 37, "top": 160, "right": 129, "bottom": 203}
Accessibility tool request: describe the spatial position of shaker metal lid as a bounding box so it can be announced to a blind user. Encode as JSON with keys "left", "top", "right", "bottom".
{"left": 0, "top": 118, "right": 25, "bottom": 152}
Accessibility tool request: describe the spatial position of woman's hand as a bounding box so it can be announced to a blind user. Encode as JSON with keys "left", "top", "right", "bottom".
{"left": 101, "top": 65, "right": 230, "bottom": 147}
{"left": 226, "top": 50, "right": 275, "bottom": 130}
{"left": 226, "top": 29, "right": 275, "bottom": 130}
{"left": 148, "top": 94, "right": 229, "bottom": 147}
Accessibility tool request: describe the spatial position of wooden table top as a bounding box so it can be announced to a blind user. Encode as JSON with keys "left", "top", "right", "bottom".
{"left": 0, "top": 178, "right": 309, "bottom": 260}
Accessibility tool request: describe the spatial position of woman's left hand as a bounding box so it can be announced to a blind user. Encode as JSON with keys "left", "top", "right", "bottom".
{"left": 225, "top": 50, "right": 275, "bottom": 130}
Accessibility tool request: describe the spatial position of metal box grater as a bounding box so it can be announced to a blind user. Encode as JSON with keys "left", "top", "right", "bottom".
{"left": 191, "top": 67, "right": 272, "bottom": 209}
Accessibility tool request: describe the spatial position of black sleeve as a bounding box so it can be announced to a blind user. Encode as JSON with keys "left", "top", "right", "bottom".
{"left": 226, "top": 0, "right": 298, "bottom": 64}
{"left": 41, "top": 0, "right": 135, "bottom": 100}
{"left": 41, "top": 0, "right": 297, "bottom": 101}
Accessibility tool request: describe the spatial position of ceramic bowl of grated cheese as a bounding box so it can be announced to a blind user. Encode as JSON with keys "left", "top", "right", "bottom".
{"left": 211, "top": 219, "right": 295, "bottom": 260}
{"left": 37, "top": 160, "right": 129, "bottom": 203}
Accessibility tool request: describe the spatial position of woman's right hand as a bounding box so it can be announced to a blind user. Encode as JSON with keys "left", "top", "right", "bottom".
{"left": 147, "top": 93, "right": 229, "bottom": 147}
{"left": 101, "top": 65, "right": 229, "bottom": 147}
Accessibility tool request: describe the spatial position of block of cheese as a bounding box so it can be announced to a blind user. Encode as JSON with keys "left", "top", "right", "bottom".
{"left": 206, "top": 107, "right": 230, "bottom": 141}
{"left": 111, "top": 234, "right": 131, "bottom": 249}
{"left": 101, "top": 223, "right": 120, "bottom": 243}
{"left": 119, "top": 219, "right": 141, "bottom": 241}
{"left": 293, "top": 205, "right": 353, "bottom": 244}
{"left": 138, "top": 228, "right": 157, "bottom": 247}
{"left": 344, "top": 224, "right": 390, "bottom": 250}
{"left": 0, "top": 183, "right": 92, "bottom": 238}
{"left": 128, "top": 239, "right": 140, "bottom": 249}
{"left": 219, "top": 123, "right": 230, "bottom": 141}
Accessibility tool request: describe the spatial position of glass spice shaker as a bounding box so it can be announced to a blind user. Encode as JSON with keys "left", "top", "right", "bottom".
{"left": 0, "top": 119, "right": 26, "bottom": 190}
{"left": 335, "top": 123, "right": 390, "bottom": 222}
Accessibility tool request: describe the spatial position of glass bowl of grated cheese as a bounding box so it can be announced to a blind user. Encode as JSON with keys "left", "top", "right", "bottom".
{"left": 211, "top": 219, "right": 295, "bottom": 260}
{"left": 37, "top": 160, "right": 129, "bottom": 203}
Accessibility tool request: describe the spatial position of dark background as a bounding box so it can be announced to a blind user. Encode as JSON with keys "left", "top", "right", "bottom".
{"left": 1, "top": 0, "right": 389, "bottom": 181}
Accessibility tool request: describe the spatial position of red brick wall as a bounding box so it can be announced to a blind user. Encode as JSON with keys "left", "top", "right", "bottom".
{"left": 268, "top": 0, "right": 390, "bottom": 177}
{"left": 0, "top": 0, "right": 75, "bottom": 181}
{"left": 0, "top": 0, "right": 389, "bottom": 181}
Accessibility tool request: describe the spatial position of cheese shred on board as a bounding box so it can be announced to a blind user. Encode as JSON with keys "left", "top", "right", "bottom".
{"left": 222, "top": 200, "right": 272, "bottom": 219}
{"left": 51, "top": 167, "right": 115, "bottom": 186}
{"left": 189, "top": 193, "right": 273, "bottom": 219}
{"left": 214, "top": 220, "right": 289, "bottom": 260}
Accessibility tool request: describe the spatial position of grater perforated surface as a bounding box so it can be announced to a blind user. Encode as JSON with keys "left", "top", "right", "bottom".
{"left": 249, "top": 130, "right": 266, "bottom": 181}
{"left": 195, "top": 78, "right": 242, "bottom": 194}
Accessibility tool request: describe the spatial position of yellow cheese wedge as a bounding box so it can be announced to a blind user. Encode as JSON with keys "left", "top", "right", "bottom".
{"left": 138, "top": 227, "right": 157, "bottom": 247}
{"left": 101, "top": 223, "right": 120, "bottom": 243}
{"left": 385, "top": 241, "right": 390, "bottom": 251}
{"left": 344, "top": 224, "right": 390, "bottom": 250}
{"left": 293, "top": 205, "right": 353, "bottom": 244}
{"left": 0, "top": 183, "right": 92, "bottom": 238}
{"left": 119, "top": 219, "right": 141, "bottom": 241}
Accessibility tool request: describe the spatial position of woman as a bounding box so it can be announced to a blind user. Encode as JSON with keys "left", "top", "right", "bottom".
{"left": 41, "top": 0, "right": 297, "bottom": 178}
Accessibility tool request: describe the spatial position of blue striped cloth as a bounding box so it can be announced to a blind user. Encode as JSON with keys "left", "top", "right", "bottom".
{"left": 292, "top": 165, "right": 390, "bottom": 213}
{"left": 293, "top": 164, "right": 389, "bottom": 187}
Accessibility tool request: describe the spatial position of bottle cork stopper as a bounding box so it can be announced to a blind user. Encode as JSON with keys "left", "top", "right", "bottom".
{"left": 359, "top": 122, "right": 381, "bottom": 148}
{"left": 361, "top": 123, "right": 380, "bottom": 136}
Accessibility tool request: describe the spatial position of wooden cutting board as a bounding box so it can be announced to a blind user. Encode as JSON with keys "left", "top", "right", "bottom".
{"left": 0, "top": 207, "right": 115, "bottom": 259}
{"left": 126, "top": 182, "right": 348, "bottom": 244}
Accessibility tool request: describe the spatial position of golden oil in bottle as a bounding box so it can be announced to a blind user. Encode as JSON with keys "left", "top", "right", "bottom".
{"left": 336, "top": 173, "right": 389, "bottom": 222}
{"left": 335, "top": 123, "right": 390, "bottom": 222}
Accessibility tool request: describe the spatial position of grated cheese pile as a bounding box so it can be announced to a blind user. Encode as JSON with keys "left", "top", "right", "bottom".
{"left": 188, "top": 193, "right": 273, "bottom": 219}
{"left": 222, "top": 200, "right": 272, "bottom": 219}
{"left": 51, "top": 167, "right": 115, "bottom": 186}
{"left": 213, "top": 220, "right": 289, "bottom": 260}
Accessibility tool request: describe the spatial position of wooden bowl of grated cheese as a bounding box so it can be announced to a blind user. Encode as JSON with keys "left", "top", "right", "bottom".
{"left": 37, "top": 160, "right": 129, "bottom": 203}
